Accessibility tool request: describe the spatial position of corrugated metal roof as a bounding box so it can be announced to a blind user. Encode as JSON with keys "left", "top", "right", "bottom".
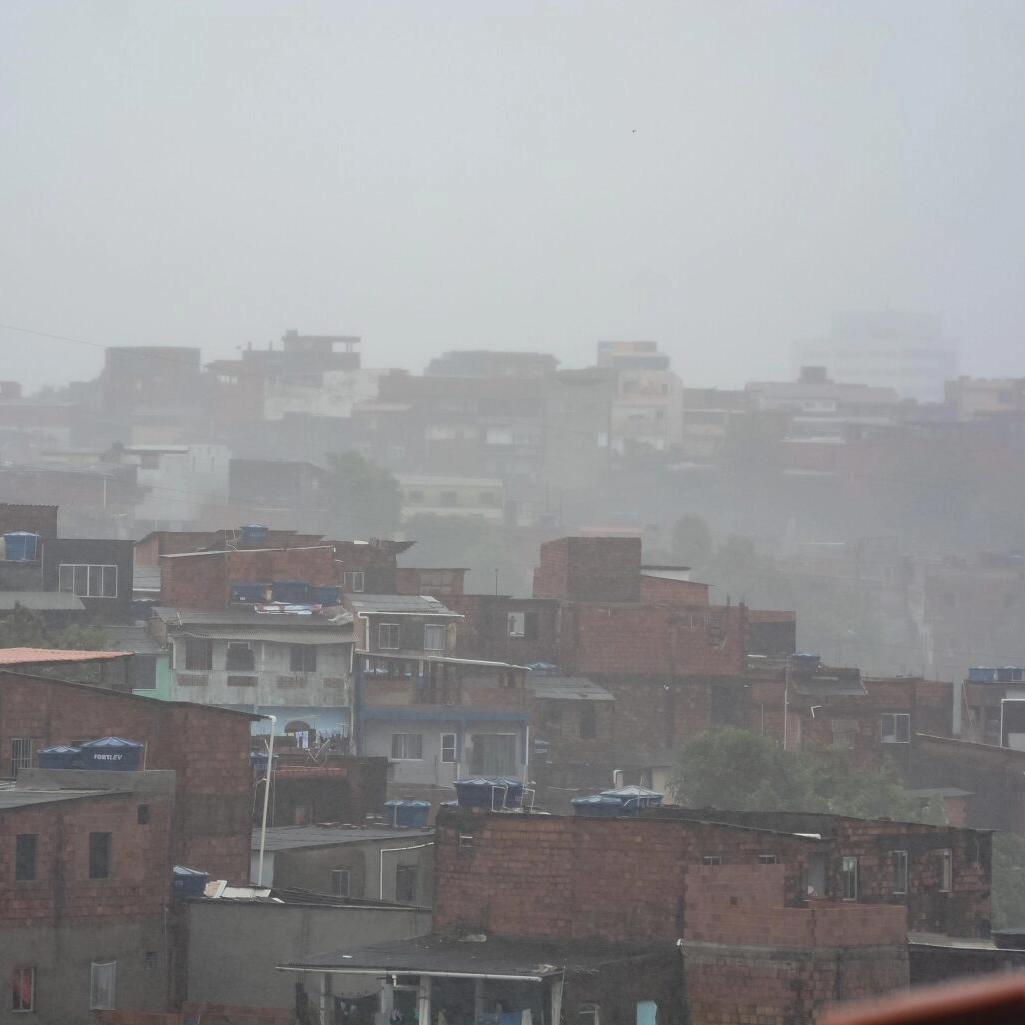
{"left": 182, "top": 627, "right": 353, "bottom": 645}
{"left": 527, "top": 676, "right": 614, "bottom": 702}
{"left": 0, "top": 592, "right": 85, "bottom": 611}
{"left": 279, "top": 935, "right": 666, "bottom": 976}
{"left": 252, "top": 825, "right": 433, "bottom": 852}
{"left": 155, "top": 607, "right": 349, "bottom": 628}
{"left": 0, "top": 647, "right": 132, "bottom": 665}
{"left": 348, "top": 594, "right": 459, "bottom": 616}
{"left": 0, "top": 788, "right": 109, "bottom": 809}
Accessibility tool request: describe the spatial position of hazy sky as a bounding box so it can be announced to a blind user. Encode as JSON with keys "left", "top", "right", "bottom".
{"left": 2, "top": 1, "right": 1024, "bottom": 391}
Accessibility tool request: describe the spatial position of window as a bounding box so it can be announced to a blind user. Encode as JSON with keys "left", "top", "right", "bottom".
{"left": 15, "top": 835, "right": 36, "bottom": 882}
{"left": 225, "top": 643, "right": 255, "bottom": 671}
{"left": 441, "top": 733, "right": 457, "bottom": 763}
{"left": 290, "top": 645, "right": 317, "bottom": 673}
{"left": 459, "top": 833, "right": 474, "bottom": 849}
{"left": 841, "top": 856, "right": 858, "bottom": 900}
{"left": 881, "top": 713, "right": 911, "bottom": 743}
{"left": 143, "top": 952, "right": 157, "bottom": 972}
{"left": 701, "top": 855, "right": 722, "bottom": 866}
{"left": 424, "top": 624, "right": 446, "bottom": 653}
{"left": 12, "top": 968, "right": 33, "bottom": 1012}
{"left": 90, "top": 962, "right": 116, "bottom": 1010}
{"left": 331, "top": 869, "right": 350, "bottom": 897}
{"left": 184, "top": 638, "right": 212, "bottom": 671}
{"left": 468, "top": 733, "right": 517, "bottom": 776}
{"left": 137, "top": 805, "right": 150, "bottom": 826}
{"left": 345, "top": 571, "right": 365, "bottom": 593}
{"left": 379, "top": 623, "right": 400, "bottom": 650}
{"left": 892, "top": 850, "right": 908, "bottom": 894}
{"left": 579, "top": 703, "right": 597, "bottom": 740}
{"left": 439, "top": 490, "right": 458, "bottom": 507}
{"left": 758, "top": 854, "right": 778, "bottom": 865}
{"left": 939, "top": 849, "right": 953, "bottom": 892}
{"left": 395, "top": 865, "right": 417, "bottom": 903}
{"left": 508, "top": 611, "right": 526, "bottom": 637}
{"left": 9, "top": 739, "right": 33, "bottom": 777}
{"left": 58, "top": 563, "right": 118, "bottom": 597}
{"left": 89, "top": 832, "right": 112, "bottom": 879}
{"left": 391, "top": 734, "right": 423, "bottom": 760}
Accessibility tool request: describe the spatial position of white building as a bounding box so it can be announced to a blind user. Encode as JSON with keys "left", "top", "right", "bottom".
{"left": 792, "top": 312, "right": 957, "bottom": 404}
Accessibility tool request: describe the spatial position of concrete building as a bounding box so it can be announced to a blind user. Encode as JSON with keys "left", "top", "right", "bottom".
{"left": 251, "top": 824, "right": 434, "bottom": 903}
{"left": 152, "top": 606, "right": 354, "bottom": 739}
{"left": 597, "top": 340, "right": 684, "bottom": 458}
{"left": 793, "top": 311, "right": 957, "bottom": 404}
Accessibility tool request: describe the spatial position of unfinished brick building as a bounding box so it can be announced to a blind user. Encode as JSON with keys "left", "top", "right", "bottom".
{"left": 0, "top": 671, "right": 257, "bottom": 880}
{"left": 0, "top": 771, "right": 175, "bottom": 1022}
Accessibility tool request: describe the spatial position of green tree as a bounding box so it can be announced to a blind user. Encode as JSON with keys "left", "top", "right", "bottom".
{"left": 0, "top": 605, "right": 52, "bottom": 648}
{"left": 325, "top": 452, "right": 401, "bottom": 540}
{"left": 668, "top": 726, "right": 921, "bottom": 821}
{"left": 0, "top": 605, "right": 107, "bottom": 651}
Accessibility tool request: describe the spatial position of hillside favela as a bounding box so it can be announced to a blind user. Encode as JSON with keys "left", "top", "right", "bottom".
{"left": 3, "top": 3, "right": 1024, "bottom": 1024}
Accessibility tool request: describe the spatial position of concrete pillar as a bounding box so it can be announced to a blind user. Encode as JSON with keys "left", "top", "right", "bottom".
{"left": 417, "top": 976, "right": 432, "bottom": 1025}
{"left": 375, "top": 977, "right": 395, "bottom": 1025}
{"left": 319, "top": 972, "right": 333, "bottom": 1025}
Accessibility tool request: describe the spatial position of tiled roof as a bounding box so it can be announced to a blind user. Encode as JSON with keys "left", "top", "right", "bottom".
{"left": 0, "top": 647, "right": 131, "bottom": 665}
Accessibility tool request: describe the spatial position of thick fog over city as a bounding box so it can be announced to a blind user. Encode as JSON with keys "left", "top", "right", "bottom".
{"left": 2, "top": 4, "right": 1025, "bottom": 1024}
{"left": 2, "top": 1, "right": 1025, "bottom": 388}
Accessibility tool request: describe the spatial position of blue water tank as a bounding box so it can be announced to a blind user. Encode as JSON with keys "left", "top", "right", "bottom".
{"left": 37, "top": 745, "right": 82, "bottom": 769}
{"left": 454, "top": 777, "right": 524, "bottom": 810}
{"left": 172, "top": 865, "right": 209, "bottom": 899}
{"left": 385, "top": 799, "right": 431, "bottom": 828}
{"left": 241, "top": 524, "right": 269, "bottom": 545}
{"left": 4, "top": 532, "right": 40, "bottom": 561}
{"left": 79, "top": 736, "right": 144, "bottom": 771}
{"left": 571, "top": 794, "right": 625, "bottom": 818}
{"left": 599, "top": 785, "right": 664, "bottom": 814}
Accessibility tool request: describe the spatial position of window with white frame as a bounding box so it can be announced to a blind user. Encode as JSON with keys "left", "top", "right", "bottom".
{"left": 58, "top": 564, "right": 118, "bottom": 598}
{"left": 841, "top": 855, "right": 858, "bottom": 900}
{"left": 90, "top": 961, "right": 116, "bottom": 1010}
{"left": 378, "top": 623, "right": 400, "bottom": 650}
{"left": 424, "top": 624, "right": 446, "bottom": 653}
{"left": 345, "top": 571, "right": 365, "bottom": 593}
{"left": 939, "top": 848, "right": 953, "bottom": 892}
{"left": 508, "top": 611, "right": 526, "bottom": 637}
{"left": 881, "top": 713, "right": 911, "bottom": 743}
{"left": 701, "top": 855, "right": 722, "bottom": 866}
{"left": 12, "top": 968, "right": 34, "bottom": 1012}
{"left": 391, "top": 734, "right": 423, "bottom": 760}
{"left": 331, "top": 869, "right": 350, "bottom": 897}
{"left": 441, "top": 733, "right": 457, "bottom": 763}
{"left": 9, "top": 739, "right": 33, "bottom": 777}
{"left": 758, "top": 854, "right": 778, "bottom": 865}
{"left": 892, "top": 850, "right": 908, "bottom": 894}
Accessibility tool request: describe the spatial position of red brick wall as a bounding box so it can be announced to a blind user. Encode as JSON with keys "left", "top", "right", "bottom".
{"left": 639, "top": 576, "right": 710, "bottom": 605}
{"left": 0, "top": 674, "right": 254, "bottom": 881}
{"left": 433, "top": 811, "right": 816, "bottom": 942}
{"left": 831, "top": 817, "right": 991, "bottom": 937}
{"left": 0, "top": 791, "right": 172, "bottom": 925}
{"left": 160, "top": 546, "right": 339, "bottom": 608}
{"left": 533, "top": 537, "right": 642, "bottom": 603}
{"left": 529, "top": 695, "right": 616, "bottom": 765}
{"left": 680, "top": 864, "right": 909, "bottom": 1025}
{"left": 559, "top": 604, "right": 746, "bottom": 677}
{"left": 444, "top": 595, "right": 560, "bottom": 664}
